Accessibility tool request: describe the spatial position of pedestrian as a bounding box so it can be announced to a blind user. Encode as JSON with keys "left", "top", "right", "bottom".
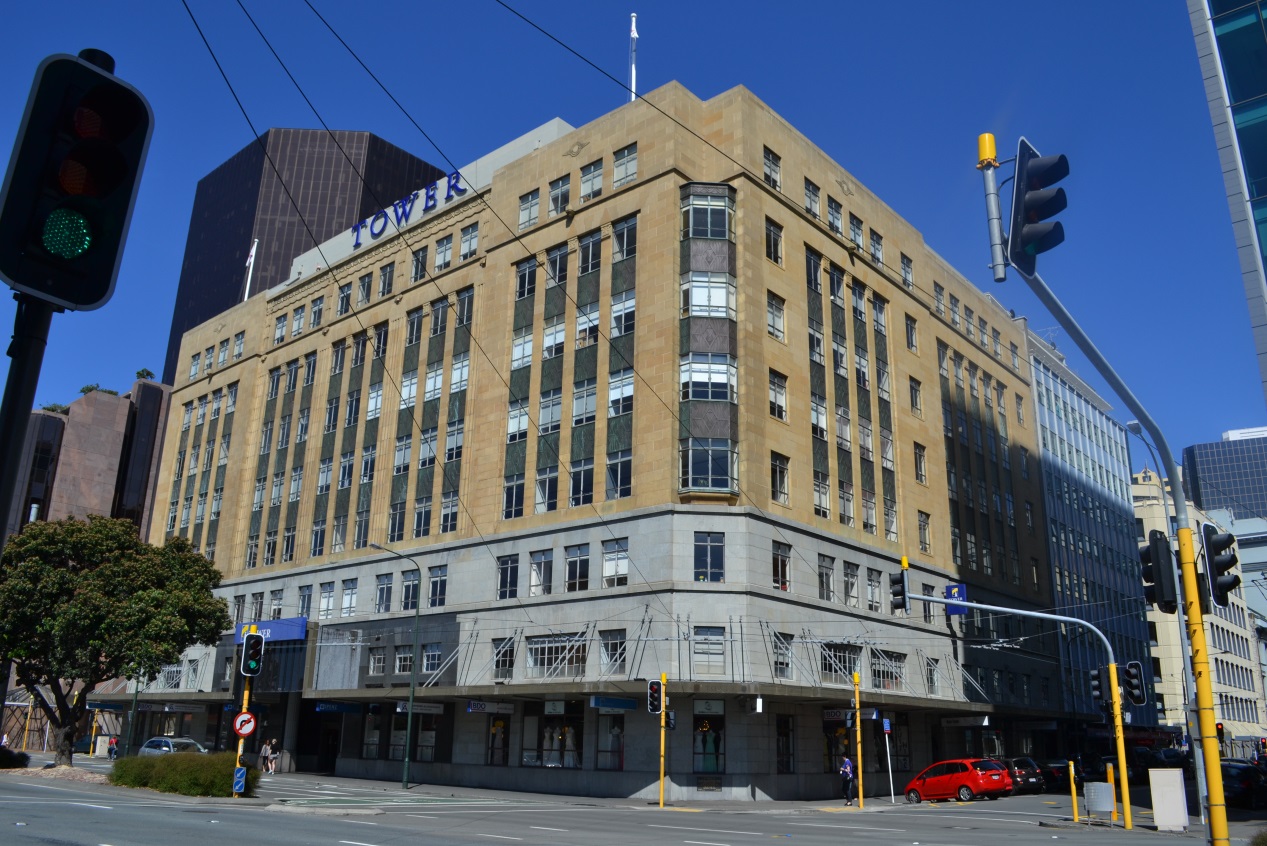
{"left": 258, "top": 740, "right": 271, "bottom": 773}
{"left": 1, "top": 732, "right": 8, "bottom": 748}
{"left": 268, "top": 738, "right": 280, "bottom": 774}
{"left": 107, "top": 735, "right": 118, "bottom": 761}
{"left": 840, "top": 754, "right": 856, "bottom": 805}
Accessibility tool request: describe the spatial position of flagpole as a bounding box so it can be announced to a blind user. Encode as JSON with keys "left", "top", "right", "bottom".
{"left": 629, "top": 13, "right": 638, "bottom": 102}
{"left": 243, "top": 238, "right": 258, "bottom": 303}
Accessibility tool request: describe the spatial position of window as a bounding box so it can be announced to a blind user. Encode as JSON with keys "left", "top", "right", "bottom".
{"left": 394, "top": 645, "right": 413, "bottom": 675}
{"left": 866, "top": 568, "right": 882, "bottom": 611}
{"left": 808, "top": 319, "right": 825, "bottom": 364}
{"left": 324, "top": 396, "right": 339, "bottom": 433}
{"left": 872, "top": 649, "right": 906, "bottom": 691}
{"left": 337, "top": 283, "right": 352, "bottom": 315}
{"left": 431, "top": 298, "right": 448, "bottom": 336}
{"left": 459, "top": 223, "right": 479, "bottom": 260}
{"left": 492, "top": 637, "right": 515, "bottom": 680}
{"left": 394, "top": 435, "right": 412, "bottom": 475}
{"left": 602, "top": 538, "right": 629, "bottom": 587}
{"left": 805, "top": 248, "right": 822, "bottom": 292}
{"left": 611, "top": 289, "right": 635, "bottom": 336}
{"left": 289, "top": 466, "right": 303, "bottom": 502}
{"left": 285, "top": 360, "right": 299, "bottom": 393}
{"left": 933, "top": 282, "right": 944, "bottom": 315}
{"left": 418, "top": 427, "right": 437, "bottom": 468}
{"left": 345, "top": 389, "right": 361, "bottom": 426}
{"left": 440, "top": 490, "right": 458, "bottom": 533}
{"left": 318, "top": 583, "right": 335, "bottom": 619}
{"left": 524, "top": 632, "right": 587, "bottom": 681}
{"left": 270, "top": 472, "right": 283, "bottom": 507}
{"left": 579, "top": 230, "right": 601, "bottom": 275}
{"left": 378, "top": 263, "right": 394, "bottom": 297}
{"left": 435, "top": 235, "right": 452, "bottom": 271}
{"left": 266, "top": 368, "right": 280, "bottom": 399}
{"left": 767, "top": 292, "right": 785, "bottom": 339}
{"left": 610, "top": 215, "right": 633, "bottom": 260}
{"left": 804, "top": 178, "right": 820, "bottom": 216}
{"left": 317, "top": 457, "right": 332, "bottom": 494}
{"left": 366, "top": 382, "right": 382, "bottom": 420}
{"left": 918, "top": 512, "right": 931, "bottom": 554}
{"left": 608, "top": 369, "right": 633, "bottom": 417}
{"left": 423, "top": 644, "right": 442, "bottom": 674}
{"left": 827, "top": 196, "right": 843, "bottom": 235}
{"left": 411, "top": 247, "right": 428, "bottom": 282}
{"left": 261, "top": 530, "right": 277, "bottom": 567}
{"left": 332, "top": 515, "right": 346, "bottom": 553}
{"left": 817, "top": 554, "right": 835, "bottom": 600}
{"left": 352, "top": 333, "right": 368, "bottom": 366}
{"left": 600, "top": 629, "right": 627, "bottom": 675}
{"left": 862, "top": 489, "right": 877, "bottom": 534}
{"left": 272, "top": 317, "right": 285, "bottom": 346}
{"left": 530, "top": 550, "right": 553, "bottom": 596}
{"left": 606, "top": 449, "right": 632, "bottom": 500}
{"left": 580, "top": 158, "right": 602, "bottom": 199}
{"left": 497, "top": 555, "right": 519, "bottom": 600}
{"left": 848, "top": 213, "right": 863, "bottom": 248}
{"left": 368, "top": 647, "right": 385, "bottom": 675}
{"left": 691, "top": 531, "right": 725, "bottom": 583}
{"left": 765, "top": 218, "right": 783, "bottom": 263}
{"left": 518, "top": 189, "right": 539, "bottom": 229}
{"left": 572, "top": 379, "right": 595, "bottom": 425}
{"left": 880, "top": 426, "right": 894, "bottom": 470}
{"left": 546, "top": 175, "right": 570, "bottom": 218}
{"left": 503, "top": 473, "right": 525, "bottom": 519}
{"left": 773, "top": 632, "right": 794, "bottom": 679}
{"left": 772, "top": 541, "right": 791, "bottom": 591}
{"left": 914, "top": 443, "right": 928, "bottom": 483}
{"left": 565, "top": 544, "right": 590, "bottom": 591}
{"left": 681, "top": 271, "right": 736, "bottom": 319}
{"left": 535, "top": 466, "right": 558, "bottom": 513}
{"left": 542, "top": 316, "right": 565, "bottom": 361}
{"left": 909, "top": 377, "right": 922, "bottom": 413}
{"left": 546, "top": 244, "right": 569, "bottom": 289}
{"left": 424, "top": 362, "right": 443, "bottom": 400}
{"left": 353, "top": 509, "right": 370, "bottom": 549}
{"left": 451, "top": 352, "right": 469, "bottom": 392}
{"left": 813, "top": 471, "right": 831, "bottom": 518}
{"left": 680, "top": 438, "right": 736, "bottom": 491}
{"left": 413, "top": 497, "right": 431, "bottom": 538}
{"left": 905, "top": 314, "right": 919, "bottom": 353}
{"left": 680, "top": 353, "right": 736, "bottom": 402}
{"left": 511, "top": 326, "right": 533, "bottom": 370}
{"left": 694, "top": 626, "right": 725, "bottom": 675}
{"left": 771, "top": 452, "right": 790, "bottom": 505}
{"left": 338, "top": 451, "right": 354, "bottom": 489}
{"left": 612, "top": 142, "right": 637, "bottom": 186}
{"left": 811, "top": 393, "right": 827, "bottom": 440}
{"left": 445, "top": 420, "right": 464, "bottom": 462}
{"left": 330, "top": 341, "right": 346, "bottom": 376}
{"left": 429, "top": 565, "right": 447, "bottom": 606}
{"left": 854, "top": 345, "right": 869, "bottom": 389}
{"left": 400, "top": 369, "right": 417, "bottom": 408}
{"left": 763, "top": 147, "right": 781, "bottom": 189}
{"left": 681, "top": 193, "right": 734, "bottom": 240}
{"left": 456, "top": 287, "right": 473, "bottom": 326}
{"left": 357, "top": 274, "right": 371, "bottom": 305}
{"left": 569, "top": 457, "right": 594, "bottom": 506}
{"left": 869, "top": 229, "right": 883, "bottom": 265}
{"left": 233, "top": 331, "right": 245, "bottom": 358}
{"left": 901, "top": 253, "right": 913, "bottom": 289}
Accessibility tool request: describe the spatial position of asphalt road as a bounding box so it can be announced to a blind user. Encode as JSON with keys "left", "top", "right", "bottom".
{"left": 0, "top": 756, "right": 1248, "bottom": 846}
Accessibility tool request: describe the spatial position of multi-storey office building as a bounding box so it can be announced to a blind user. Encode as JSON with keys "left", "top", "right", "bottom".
{"left": 134, "top": 83, "right": 1065, "bottom": 800}
{"left": 1183, "top": 428, "right": 1267, "bottom": 520}
{"left": 1026, "top": 332, "right": 1157, "bottom": 735}
{"left": 1133, "top": 471, "right": 1265, "bottom": 753}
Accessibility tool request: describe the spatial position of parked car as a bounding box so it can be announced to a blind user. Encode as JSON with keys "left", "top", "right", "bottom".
{"left": 905, "top": 758, "right": 1013, "bottom": 803}
{"left": 1039, "top": 758, "right": 1084, "bottom": 788}
{"left": 137, "top": 736, "right": 209, "bottom": 756}
{"left": 992, "top": 756, "right": 1045, "bottom": 794}
{"left": 1222, "top": 763, "right": 1267, "bottom": 809}
{"left": 1085, "top": 756, "right": 1134, "bottom": 782}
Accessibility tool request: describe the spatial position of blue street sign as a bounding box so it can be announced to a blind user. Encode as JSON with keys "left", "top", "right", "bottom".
{"left": 883, "top": 718, "right": 891, "bottom": 734}
{"left": 945, "top": 583, "right": 968, "bottom": 616}
{"left": 233, "top": 766, "right": 246, "bottom": 794}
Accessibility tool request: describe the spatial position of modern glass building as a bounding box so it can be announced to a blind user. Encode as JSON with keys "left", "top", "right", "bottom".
{"left": 1182, "top": 428, "right": 1267, "bottom": 518}
{"left": 1190, "top": 0, "right": 1267, "bottom": 405}
{"left": 1026, "top": 330, "right": 1156, "bottom": 730}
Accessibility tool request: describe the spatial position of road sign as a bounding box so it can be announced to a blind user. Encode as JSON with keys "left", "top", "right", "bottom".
{"left": 233, "top": 766, "right": 246, "bottom": 794}
{"left": 233, "top": 711, "right": 257, "bottom": 737}
{"left": 883, "top": 718, "right": 891, "bottom": 734}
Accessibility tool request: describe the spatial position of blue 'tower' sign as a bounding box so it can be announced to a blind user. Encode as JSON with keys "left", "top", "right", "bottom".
{"left": 235, "top": 616, "right": 308, "bottom": 643}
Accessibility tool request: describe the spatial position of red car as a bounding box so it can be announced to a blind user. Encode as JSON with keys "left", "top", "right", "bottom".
{"left": 904, "top": 758, "right": 1013, "bottom": 802}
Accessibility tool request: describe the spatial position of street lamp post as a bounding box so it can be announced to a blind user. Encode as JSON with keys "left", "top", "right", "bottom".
{"left": 1126, "top": 422, "right": 1207, "bottom": 822}
{"left": 370, "top": 543, "right": 423, "bottom": 790}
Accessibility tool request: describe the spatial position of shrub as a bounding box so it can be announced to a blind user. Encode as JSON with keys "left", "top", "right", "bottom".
{"left": 0, "top": 747, "right": 30, "bottom": 769}
{"left": 1252, "top": 831, "right": 1267, "bottom": 846}
{"left": 109, "top": 751, "right": 258, "bottom": 797}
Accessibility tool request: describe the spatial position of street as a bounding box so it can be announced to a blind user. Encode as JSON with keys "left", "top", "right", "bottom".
{"left": 0, "top": 755, "right": 1256, "bottom": 846}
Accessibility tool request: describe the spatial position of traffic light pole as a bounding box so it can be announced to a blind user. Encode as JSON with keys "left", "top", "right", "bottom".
{"left": 659, "top": 672, "right": 666, "bottom": 809}
{"left": 853, "top": 671, "right": 864, "bottom": 809}
{"left": 916, "top": 592, "right": 1132, "bottom": 830}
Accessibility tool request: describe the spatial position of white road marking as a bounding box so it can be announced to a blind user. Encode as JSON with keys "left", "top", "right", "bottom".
{"left": 338, "top": 841, "right": 380, "bottom": 846}
{"left": 16, "top": 781, "right": 76, "bottom": 791}
{"left": 647, "top": 824, "right": 752, "bottom": 835}
{"left": 787, "top": 822, "right": 906, "bottom": 832}
{"left": 406, "top": 814, "right": 437, "bottom": 819}
{"left": 337, "top": 819, "right": 378, "bottom": 825}
{"left": 683, "top": 841, "right": 730, "bottom": 846}
{"left": 530, "top": 826, "right": 568, "bottom": 832}
{"left": 70, "top": 802, "right": 112, "bottom": 809}
{"left": 474, "top": 836, "right": 522, "bottom": 841}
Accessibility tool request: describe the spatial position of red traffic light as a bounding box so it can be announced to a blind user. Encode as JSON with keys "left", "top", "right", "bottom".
{"left": 647, "top": 680, "right": 663, "bottom": 714}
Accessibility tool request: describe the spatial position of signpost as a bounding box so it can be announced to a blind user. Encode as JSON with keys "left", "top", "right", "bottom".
{"left": 883, "top": 717, "right": 894, "bottom": 804}
{"left": 233, "top": 711, "right": 256, "bottom": 738}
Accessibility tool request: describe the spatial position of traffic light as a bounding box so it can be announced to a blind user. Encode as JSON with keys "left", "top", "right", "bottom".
{"left": 0, "top": 51, "right": 152, "bottom": 311}
{"left": 1007, "top": 137, "right": 1069, "bottom": 278}
{"left": 647, "top": 680, "right": 663, "bottom": 714}
{"left": 1124, "top": 661, "right": 1146, "bottom": 706}
{"left": 240, "top": 632, "right": 265, "bottom": 677}
{"left": 890, "top": 557, "right": 910, "bottom": 614}
{"left": 1089, "top": 667, "right": 1103, "bottom": 702}
{"left": 667, "top": 710, "right": 676, "bottom": 730}
{"left": 1201, "top": 522, "right": 1240, "bottom": 607}
{"left": 1216, "top": 722, "right": 1226, "bottom": 744}
{"left": 1259, "top": 737, "right": 1265, "bottom": 754}
{"left": 1140, "top": 529, "right": 1178, "bottom": 614}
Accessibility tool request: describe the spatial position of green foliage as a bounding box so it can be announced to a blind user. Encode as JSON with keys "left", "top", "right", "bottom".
{"left": 40, "top": 402, "right": 69, "bottom": 414}
{"left": 109, "top": 752, "right": 256, "bottom": 797}
{"left": 78, "top": 383, "right": 118, "bottom": 396}
{"left": 0, "top": 747, "right": 30, "bottom": 769}
{"left": 0, "top": 517, "right": 232, "bottom": 765}
{"left": 135, "top": 368, "right": 155, "bottom": 380}
{"left": 1252, "top": 831, "right": 1267, "bottom": 846}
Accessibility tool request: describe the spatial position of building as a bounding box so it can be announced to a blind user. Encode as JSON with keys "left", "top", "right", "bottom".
{"left": 2, "top": 379, "right": 170, "bottom": 542}
{"left": 1025, "top": 331, "right": 1156, "bottom": 735}
{"left": 1182, "top": 428, "right": 1267, "bottom": 520}
{"left": 1189, "top": 0, "right": 1267, "bottom": 406}
{"left": 124, "top": 83, "right": 1071, "bottom": 800}
{"left": 1133, "top": 470, "right": 1266, "bottom": 755}
{"left": 161, "top": 129, "right": 445, "bottom": 384}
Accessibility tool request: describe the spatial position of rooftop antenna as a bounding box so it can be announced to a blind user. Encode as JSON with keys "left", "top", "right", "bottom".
{"left": 629, "top": 13, "right": 638, "bottom": 102}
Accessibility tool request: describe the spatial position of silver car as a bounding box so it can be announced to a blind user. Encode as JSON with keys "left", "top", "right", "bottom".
{"left": 137, "top": 736, "right": 209, "bottom": 756}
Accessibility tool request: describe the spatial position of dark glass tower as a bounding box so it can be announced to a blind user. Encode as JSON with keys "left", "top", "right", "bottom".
{"left": 1183, "top": 432, "right": 1267, "bottom": 518}
{"left": 161, "top": 129, "right": 444, "bottom": 383}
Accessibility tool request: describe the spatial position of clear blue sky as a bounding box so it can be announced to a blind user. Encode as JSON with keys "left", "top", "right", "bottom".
{"left": 0, "top": 0, "right": 1253, "bottom": 469}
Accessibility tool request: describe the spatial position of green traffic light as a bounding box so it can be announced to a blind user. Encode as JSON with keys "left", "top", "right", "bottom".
{"left": 42, "top": 208, "right": 92, "bottom": 259}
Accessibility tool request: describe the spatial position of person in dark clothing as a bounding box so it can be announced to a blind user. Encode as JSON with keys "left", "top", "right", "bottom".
{"left": 840, "top": 754, "right": 856, "bottom": 805}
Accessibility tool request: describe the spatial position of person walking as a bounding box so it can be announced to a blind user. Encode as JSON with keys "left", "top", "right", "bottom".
{"left": 107, "top": 735, "right": 118, "bottom": 761}
{"left": 840, "top": 754, "right": 856, "bottom": 805}
{"left": 268, "top": 738, "right": 280, "bottom": 774}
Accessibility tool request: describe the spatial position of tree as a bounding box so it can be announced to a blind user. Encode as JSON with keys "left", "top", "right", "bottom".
{"left": 40, "top": 403, "right": 69, "bottom": 414}
{"left": 135, "top": 368, "right": 155, "bottom": 380}
{"left": 0, "top": 517, "right": 231, "bottom": 765}
{"left": 78, "top": 383, "right": 118, "bottom": 396}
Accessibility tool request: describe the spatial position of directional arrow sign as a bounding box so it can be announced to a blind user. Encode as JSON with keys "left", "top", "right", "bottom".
{"left": 233, "top": 711, "right": 257, "bottom": 737}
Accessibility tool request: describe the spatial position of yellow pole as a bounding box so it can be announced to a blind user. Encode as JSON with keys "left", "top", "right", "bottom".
{"left": 89, "top": 710, "right": 98, "bottom": 757}
{"left": 22, "top": 701, "right": 31, "bottom": 751}
{"left": 853, "top": 671, "right": 864, "bottom": 809}
{"left": 1069, "top": 760, "right": 1079, "bottom": 822}
{"left": 1106, "top": 663, "right": 1133, "bottom": 830}
{"left": 1106, "top": 762, "right": 1117, "bottom": 822}
{"left": 233, "top": 624, "right": 256, "bottom": 799}
{"left": 1178, "top": 527, "right": 1229, "bottom": 846}
{"left": 658, "top": 672, "right": 666, "bottom": 809}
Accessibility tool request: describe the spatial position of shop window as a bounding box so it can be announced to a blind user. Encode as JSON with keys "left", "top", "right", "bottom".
{"left": 692, "top": 710, "right": 725, "bottom": 773}
{"left": 596, "top": 713, "right": 625, "bottom": 771}
{"left": 521, "top": 700, "right": 584, "bottom": 768}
